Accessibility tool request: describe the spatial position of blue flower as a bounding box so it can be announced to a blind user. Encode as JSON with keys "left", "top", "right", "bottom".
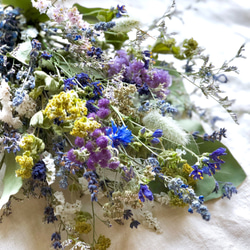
{"left": 152, "top": 129, "right": 163, "bottom": 138}
{"left": 32, "top": 160, "right": 47, "bottom": 181}
{"left": 130, "top": 219, "right": 140, "bottom": 229}
{"left": 123, "top": 209, "right": 133, "bottom": 220}
{"left": 222, "top": 182, "right": 237, "bottom": 199}
{"left": 189, "top": 165, "right": 203, "bottom": 180}
{"left": 41, "top": 51, "right": 52, "bottom": 60}
{"left": 209, "top": 147, "right": 226, "bottom": 164}
{"left": 106, "top": 121, "right": 133, "bottom": 148}
{"left": 116, "top": 5, "right": 126, "bottom": 18}
{"left": 63, "top": 77, "right": 76, "bottom": 91}
{"left": 138, "top": 184, "right": 154, "bottom": 202}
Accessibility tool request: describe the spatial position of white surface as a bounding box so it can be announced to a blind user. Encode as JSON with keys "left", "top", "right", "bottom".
{"left": 1, "top": 1, "right": 249, "bottom": 249}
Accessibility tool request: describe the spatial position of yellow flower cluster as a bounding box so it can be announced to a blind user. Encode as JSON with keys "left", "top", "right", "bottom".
{"left": 94, "top": 235, "right": 111, "bottom": 250}
{"left": 43, "top": 90, "right": 87, "bottom": 121}
{"left": 74, "top": 221, "right": 92, "bottom": 234}
{"left": 70, "top": 116, "right": 101, "bottom": 138}
{"left": 15, "top": 153, "right": 34, "bottom": 179}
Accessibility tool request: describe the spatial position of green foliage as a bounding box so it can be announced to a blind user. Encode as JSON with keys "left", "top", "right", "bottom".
{"left": 0, "top": 152, "right": 22, "bottom": 209}
{"left": 104, "top": 31, "right": 129, "bottom": 50}
{"left": 196, "top": 137, "right": 247, "bottom": 201}
{"left": 152, "top": 38, "right": 199, "bottom": 60}
{"left": 73, "top": 4, "right": 109, "bottom": 24}
{"left": 8, "top": 40, "right": 32, "bottom": 65}
{"left": 2, "top": 0, "right": 48, "bottom": 23}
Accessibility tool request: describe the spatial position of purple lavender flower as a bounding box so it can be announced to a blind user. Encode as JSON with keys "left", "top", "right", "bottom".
{"left": 109, "top": 161, "right": 120, "bottom": 169}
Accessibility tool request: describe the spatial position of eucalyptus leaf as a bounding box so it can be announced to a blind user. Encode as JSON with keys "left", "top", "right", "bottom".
{"left": 0, "top": 152, "right": 22, "bottom": 209}
{"left": 152, "top": 42, "right": 172, "bottom": 54}
{"left": 8, "top": 40, "right": 32, "bottom": 65}
{"left": 73, "top": 4, "right": 108, "bottom": 24}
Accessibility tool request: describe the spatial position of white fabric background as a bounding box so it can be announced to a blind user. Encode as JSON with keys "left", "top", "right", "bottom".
{"left": 0, "top": 0, "right": 249, "bottom": 249}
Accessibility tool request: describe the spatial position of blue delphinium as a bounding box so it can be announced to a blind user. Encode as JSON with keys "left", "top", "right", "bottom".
{"left": 116, "top": 5, "right": 127, "bottom": 18}
{"left": 138, "top": 184, "right": 154, "bottom": 202}
{"left": 63, "top": 77, "right": 77, "bottom": 91}
{"left": 83, "top": 171, "right": 99, "bottom": 202}
{"left": 189, "top": 165, "right": 203, "bottom": 180}
{"left": 106, "top": 121, "right": 133, "bottom": 148}
{"left": 41, "top": 51, "right": 52, "bottom": 60}
{"left": 209, "top": 147, "right": 227, "bottom": 164}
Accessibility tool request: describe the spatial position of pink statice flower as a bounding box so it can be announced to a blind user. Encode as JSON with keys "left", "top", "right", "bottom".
{"left": 31, "top": 0, "right": 51, "bottom": 14}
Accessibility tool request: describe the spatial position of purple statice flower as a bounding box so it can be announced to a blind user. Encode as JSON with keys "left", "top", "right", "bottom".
{"left": 108, "top": 50, "right": 130, "bottom": 76}
{"left": 32, "top": 160, "right": 47, "bottom": 181}
{"left": 189, "top": 165, "right": 203, "bottom": 180}
{"left": 125, "top": 60, "right": 146, "bottom": 85}
{"left": 106, "top": 121, "right": 133, "bottom": 148}
{"left": 138, "top": 184, "right": 154, "bottom": 202}
{"left": 209, "top": 147, "right": 227, "bottom": 164}
{"left": 75, "top": 137, "right": 85, "bottom": 147}
{"left": 147, "top": 69, "right": 172, "bottom": 89}
{"left": 98, "top": 98, "right": 110, "bottom": 109}
{"left": 97, "top": 107, "right": 110, "bottom": 119}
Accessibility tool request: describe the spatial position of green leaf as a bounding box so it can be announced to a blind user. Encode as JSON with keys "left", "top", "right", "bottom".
{"left": 8, "top": 40, "right": 32, "bottom": 65}
{"left": 152, "top": 42, "right": 172, "bottom": 54}
{"left": 73, "top": 4, "right": 108, "bottom": 24}
{"left": 149, "top": 175, "right": 168, "bottom": 194}
{"left": 196, "top": 138, "right": 247, "bottom": 201}
{"left": 104, "top": 31, "right": 129, "bottom": 50}
{"left": 0, "top": 152, "right": 22, "bottom": 209}
{"left": 2, "top": 0, "right": 49, "bottom": 23}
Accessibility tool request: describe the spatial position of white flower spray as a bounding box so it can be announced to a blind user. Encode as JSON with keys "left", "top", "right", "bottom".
{"left": 0, "top": 79, "right": 22, "bottom": 129}
{"left": 15, "top": 94, "right": 37, "bottom": 118}
{"left": 142, "top": 110, "right": 189, "bottom": 146}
